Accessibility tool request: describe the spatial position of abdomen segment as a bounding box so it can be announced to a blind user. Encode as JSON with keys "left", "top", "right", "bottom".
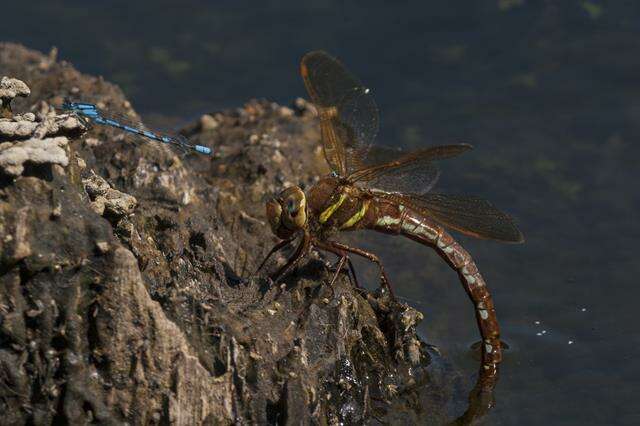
{"left": 369, "top": 200, "right": 502, "bottom": 387}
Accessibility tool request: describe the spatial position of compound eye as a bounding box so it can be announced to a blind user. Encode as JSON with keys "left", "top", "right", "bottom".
{"left": 286, "top": 198, "right": 298, "bottom": 216}
{"left": 266, "top": 199, "right": 283, "bottom": 234}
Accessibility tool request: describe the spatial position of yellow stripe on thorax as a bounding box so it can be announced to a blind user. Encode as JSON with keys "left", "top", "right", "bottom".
{"left": 319, "top": 192, "right": 347, "bottom": 223}
{"left": 340, "top": 199, "right": 370, "bottom": 229}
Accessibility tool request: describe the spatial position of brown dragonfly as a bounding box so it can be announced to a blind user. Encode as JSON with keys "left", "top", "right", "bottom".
{"left": 259, "top": 50, "right": 523, "bottom": 419}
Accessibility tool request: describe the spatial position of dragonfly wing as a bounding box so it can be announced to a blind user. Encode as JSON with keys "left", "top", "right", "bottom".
{"left": 384, "top": 192, "right": 524, "bottom": 243}
{"left": 301, "top": 51, "right": 379, "bottom": 176}
{"left": 350, "top": 144, "right": 472, "bottom": 194}
{"left": 353, "top": 145, "right": 441, "bottom": 193}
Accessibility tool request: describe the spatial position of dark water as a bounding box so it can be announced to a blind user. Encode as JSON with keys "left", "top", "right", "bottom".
{"left": 3, "top": 1, "right": 639, "bottom": 424}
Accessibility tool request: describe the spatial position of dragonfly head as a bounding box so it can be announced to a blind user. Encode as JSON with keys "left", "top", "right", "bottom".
{"left": 266, "top": 186, "right": 307, "bottom": 238}
{"left": 60, "top": 98, "right": 80, "bottom": 112}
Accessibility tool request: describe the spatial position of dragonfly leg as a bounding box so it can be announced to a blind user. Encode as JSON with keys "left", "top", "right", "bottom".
{"left": 329, "top": 255, "right": 348, "bottom": 287}
{"left": 270, "top": 232, "right": 311, "bottom": 283}
{"left": 317, "top": 243, "right": 359, "bottom": 288}
{"left": 343, "top": 260, "right": 368, "bottom": 296}
{"left": 72, "top": 114, "right": 92, "bottom": 130}
{"left": 255, "top": 236, "right": 295, "bottom": 275}
{"left": 319, "top": 241, "right": 394, "bottom": 297}
{"left": 345, "top": 257, "right": 361, "bottom": 289}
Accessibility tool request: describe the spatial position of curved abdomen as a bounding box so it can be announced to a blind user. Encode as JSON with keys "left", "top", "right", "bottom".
{"left": 366, "top": 199, "right": 502, "bottom": 382}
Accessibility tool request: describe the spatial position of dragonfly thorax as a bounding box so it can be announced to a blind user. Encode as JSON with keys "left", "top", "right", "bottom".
{"left": 306, "top": 175, "right": 343, "bottom": 216}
